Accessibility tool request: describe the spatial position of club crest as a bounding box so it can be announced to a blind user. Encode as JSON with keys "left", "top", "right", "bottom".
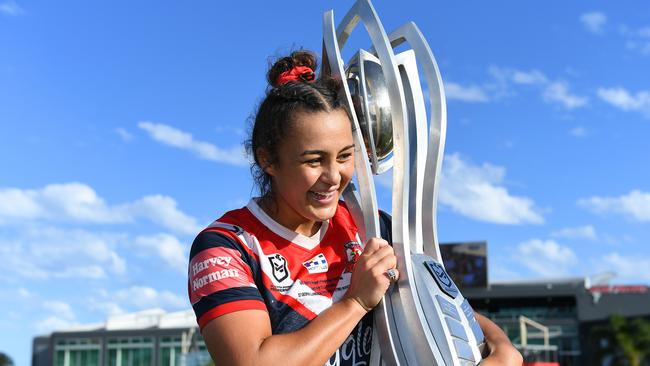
{"left": 268, "top": 253, "right": 290, "bottom": 282}
{"left": 344, "top": 241, "right": 363, "bottom": 272}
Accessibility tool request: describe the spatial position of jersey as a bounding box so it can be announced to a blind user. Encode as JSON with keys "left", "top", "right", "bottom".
{"left": 188, "top": 199, "right": 374, "bottom": 366}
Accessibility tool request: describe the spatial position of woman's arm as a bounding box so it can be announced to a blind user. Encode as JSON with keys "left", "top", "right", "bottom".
{"left": 202, "top": 298, "right": 366, "bottom": 365}
{"left": 201, "top": 238, "right": 397, "bottom": 366}
{"left": 475, "top": 312, "right": 523, "bottom": 366}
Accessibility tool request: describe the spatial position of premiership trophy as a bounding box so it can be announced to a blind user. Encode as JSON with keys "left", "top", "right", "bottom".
{"left": 321, "top": 1, "right": 487, "bottom": 365}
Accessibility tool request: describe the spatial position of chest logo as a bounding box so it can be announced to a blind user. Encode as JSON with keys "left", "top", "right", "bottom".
{"left": 268, "top": 253, "right": 290, "bottom": 282}
{"left": 303, "top": 253, "right": 329, "bottom": 274}
{"left": 344, "top": 241, "right": 363, "bottom": 272}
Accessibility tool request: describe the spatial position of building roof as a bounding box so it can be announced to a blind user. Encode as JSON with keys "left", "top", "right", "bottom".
{"left": 51, "top": 308, "right": 197, "bottom": 335}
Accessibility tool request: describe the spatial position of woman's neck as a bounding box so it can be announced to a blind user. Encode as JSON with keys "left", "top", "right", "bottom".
{"left": 258, "top": 196, "right": 322, "bottom": 237}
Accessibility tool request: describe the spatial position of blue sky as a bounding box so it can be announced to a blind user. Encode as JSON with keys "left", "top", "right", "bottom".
{"left": 1, "top": 1, "right": 650, "bottom": 364}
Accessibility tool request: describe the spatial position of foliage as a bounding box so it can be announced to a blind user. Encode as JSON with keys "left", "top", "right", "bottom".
{"left": 591, "top": 315, "right": 650, "bottom": 366}
{"left": 0, "top": 352, "right": 13, "bottom": 366}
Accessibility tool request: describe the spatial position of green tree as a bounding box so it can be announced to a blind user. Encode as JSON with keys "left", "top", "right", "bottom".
{"left": 0, "top": 352, "right": 14, "bottom": 366}
{"left": 591, "top": 315, "right": 650, "bottom": 366}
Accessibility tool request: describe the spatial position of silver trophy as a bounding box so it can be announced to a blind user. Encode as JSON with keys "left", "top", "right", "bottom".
{"left": 321, "top": 1, "right": 487, "bottom": 365}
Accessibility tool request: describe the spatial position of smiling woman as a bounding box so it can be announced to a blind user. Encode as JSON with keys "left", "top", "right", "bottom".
{"left": 187, "top": 50, "right": 399, "bottom": 366}
{"left": 186, "top": 50, "right": 520, "bottom": 366}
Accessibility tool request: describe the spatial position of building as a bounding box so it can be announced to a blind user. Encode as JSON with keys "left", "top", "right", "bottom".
{"left": 437, "top": 240, "right": 650, "bottom": 366}
{"left": 32, "top": 308, "right": 210, "bottom": 366}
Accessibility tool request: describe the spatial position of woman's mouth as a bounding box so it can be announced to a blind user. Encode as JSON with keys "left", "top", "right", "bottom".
{"left": 309, "top": 190, "right": 337, "bottom": 203}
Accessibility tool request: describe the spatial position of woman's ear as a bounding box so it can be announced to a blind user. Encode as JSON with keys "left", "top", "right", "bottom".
{"left": 256, "top": 148, "right": 276, "bottom": 176}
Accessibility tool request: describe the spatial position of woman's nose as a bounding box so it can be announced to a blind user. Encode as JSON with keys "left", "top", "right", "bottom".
{"left": 320, "top": 161, "right": 341, "bottom": 186}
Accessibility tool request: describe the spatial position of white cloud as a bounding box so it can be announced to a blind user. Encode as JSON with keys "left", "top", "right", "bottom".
{"left": 550, "top": 225, "right": 597, "bottom": 240}
{"left": 36, "top": 316, "right": 79, "bottom": 333}
{"left": 511, "top": 70, "right": 548, "bottom": 85}
{"left": 134, "top": 233, "right": 188, "bottom": 272}
{"left": 43, "top": 301, "right": 75, "bottom": 321}
{"left": 599, "top": 253, "right": 650, "bottom": 281}
{"left": 569, "top": 126, "right": 587, "bottom": 137}
{"left": 0, "top": 227, "right": 127, "bottom": 281}
{"left": 542, "top": 81, "right": 588, "bottom": 109}
{"left": 0, "top": 1, "right": 24, "bottom": 16}
{"left": 444, "top": 82, "right": 489, "bottom": 102}
{"left": 115, "top": 127, "right": 133, "bottom": 142}
{"left": 487, "top": 67, "right": 587, "bottom": 110}
{"left": 620, "top": 25, "right": 650, "bottom": 55}
{"left": 18, "top": 287, "right": 31, "bottom": 298}
{"left": 36, "top": 301, "right": 78, "bottom": 333}
{"left": 128, "top": 195, "right": 201, "bottom": 234}
{"left": 578, "top": 190, "right": 650, "bottom": 222}
{"left": 597, "top": 87, "right": 650, "bottom": 118}
{"left": 439, "top": 153, "right": 544, "bottom": 224}
{"left": 516, "top": 239, "right": 577, "bottom": 277}
{"left": 0, "top": 182, "right": 201, "bottom": 234}
{"left": 639, "top": 27, "right": 650, "bottom": 38}
{"left": 580, "top": 12, "right": 607, "bottom": 34}
{"left": 113, "top": 286, "right": 187, "bottom": 310}
{"left": 138, "top": 121, "right": 248, "bottom": 166}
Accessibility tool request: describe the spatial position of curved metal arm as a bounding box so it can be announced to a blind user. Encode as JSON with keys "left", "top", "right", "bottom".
{"left": 385, "top": 22, "right": 448, "bottom": 263}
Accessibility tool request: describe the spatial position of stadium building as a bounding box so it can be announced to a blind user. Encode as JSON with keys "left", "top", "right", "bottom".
{"left": 32, "top": 242, "right": 650, "bottom": 366}
{"left": 443, "top": 241, "right": 650, "bottom": 366}
{"left": 32, "top": 309, "right": 210, "bottom": 366}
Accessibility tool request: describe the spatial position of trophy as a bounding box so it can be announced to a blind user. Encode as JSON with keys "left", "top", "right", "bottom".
{"left": 321, "top": 1, "right": 488, "bottom": 365}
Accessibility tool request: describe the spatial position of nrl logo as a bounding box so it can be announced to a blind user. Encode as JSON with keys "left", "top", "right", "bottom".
{"left": 268, "top": 253, "right": 290, "bottom": 282}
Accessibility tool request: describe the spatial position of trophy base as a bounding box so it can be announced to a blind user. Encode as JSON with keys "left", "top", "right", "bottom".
{"left": 411, "top": 253, "right": 487, "bottom": 365}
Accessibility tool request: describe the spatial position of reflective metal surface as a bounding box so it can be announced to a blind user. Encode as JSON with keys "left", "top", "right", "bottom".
{"left": 322, "top": 1, "right": 487, "bottom": 365}
{"left": 346, "top": 51, "right": 394, "bottom": 174}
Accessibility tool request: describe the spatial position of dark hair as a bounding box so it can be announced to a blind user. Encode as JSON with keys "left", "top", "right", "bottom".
{"left": 246, "top": 50, "right": 350, "bottom": 197}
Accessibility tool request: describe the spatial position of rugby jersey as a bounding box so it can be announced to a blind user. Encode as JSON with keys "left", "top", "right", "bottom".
{"left": 188, "top": 199, "right": 374, "bottom": 365}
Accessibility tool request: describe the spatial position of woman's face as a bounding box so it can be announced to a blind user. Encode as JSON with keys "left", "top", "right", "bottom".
{"left": 265, "top": 109, "right": 355, "bottom": 233}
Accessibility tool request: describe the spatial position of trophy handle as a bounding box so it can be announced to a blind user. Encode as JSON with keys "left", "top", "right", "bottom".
{"left": 384, "top": 22, "right": 448, "bottom": 263}
{"left": 324, "top": 2, "right": 487, "bottom": 364}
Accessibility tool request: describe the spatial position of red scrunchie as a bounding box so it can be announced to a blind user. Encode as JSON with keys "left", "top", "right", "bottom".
{"left": 276, "top": 66, "right": 315, "bottom": 85}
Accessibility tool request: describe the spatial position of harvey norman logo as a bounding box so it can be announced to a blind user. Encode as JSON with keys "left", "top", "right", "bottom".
{"left": 303, "top": 253, "right": 329, "bottom": 274}
{"left": 190, "top": 255, "right": 240, "bottom": 292}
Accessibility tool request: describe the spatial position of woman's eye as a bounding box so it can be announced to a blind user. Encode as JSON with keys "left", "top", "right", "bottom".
{"left": 305, "top": 159, "right": 321, "bottom": 166}
{"left": 338, "top": 153, "right": 352, "bottom": 161}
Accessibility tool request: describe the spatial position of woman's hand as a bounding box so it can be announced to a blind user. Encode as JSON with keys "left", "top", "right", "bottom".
{"left": 344, "top": 237, "right": 398, "bottom": 312}
{"left": 475, "top": 312, "right": 523, "bottom": 366}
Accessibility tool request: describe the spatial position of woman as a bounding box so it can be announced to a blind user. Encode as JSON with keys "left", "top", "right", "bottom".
{"left": 188, "top": 50, "right": 522, "bottom": 366}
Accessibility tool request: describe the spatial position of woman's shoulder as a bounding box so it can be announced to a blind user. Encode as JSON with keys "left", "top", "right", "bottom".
{"left": 189, "top": 205, "right": 259, "bottom": 260}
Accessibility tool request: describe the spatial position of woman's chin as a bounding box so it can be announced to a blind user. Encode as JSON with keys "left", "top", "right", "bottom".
{"left": 309, "top": 203, "right": 339, "bottom": 222}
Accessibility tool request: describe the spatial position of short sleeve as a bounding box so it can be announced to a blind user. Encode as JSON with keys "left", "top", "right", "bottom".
{"left": 188, "top": 229, "right": 267, "bottom": 330}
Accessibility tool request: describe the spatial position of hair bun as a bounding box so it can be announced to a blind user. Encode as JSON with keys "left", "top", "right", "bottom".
{"left": 267, "top": 50, "right": 318, "bottom": 88}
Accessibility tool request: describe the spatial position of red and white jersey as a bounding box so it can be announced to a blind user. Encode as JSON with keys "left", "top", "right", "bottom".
{"left": 188, "top": 199, "right": 374, "bottom": 365}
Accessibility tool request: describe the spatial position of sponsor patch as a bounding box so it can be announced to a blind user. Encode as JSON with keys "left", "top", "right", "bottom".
{"left": 302, "top": 253, "right": 329, "bottom": 274}
{"left": 188, "top": 247, "right": 251, "bottom": 304}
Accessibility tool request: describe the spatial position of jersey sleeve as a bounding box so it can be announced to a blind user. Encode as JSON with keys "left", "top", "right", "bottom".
{"left": 188, "top": 228, "right": 267, "bottom": 330}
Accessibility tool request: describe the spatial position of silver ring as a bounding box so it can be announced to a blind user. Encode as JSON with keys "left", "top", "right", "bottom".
{"left": 386, "top": 268, "right": 398, "bottom": 282}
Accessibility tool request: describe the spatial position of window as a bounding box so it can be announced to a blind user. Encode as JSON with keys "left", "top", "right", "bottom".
{"left": 53, "top": 339, "right": 101, "bottom": 366}
{"left": 106, "top": 337, "right": 154, "bottom": 366}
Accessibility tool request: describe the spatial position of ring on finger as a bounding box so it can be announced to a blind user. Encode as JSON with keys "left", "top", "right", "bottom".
{"left": 385, "top": 268, "right": 399, "bottom": 282}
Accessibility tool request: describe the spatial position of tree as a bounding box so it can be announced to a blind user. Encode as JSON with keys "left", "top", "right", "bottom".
{"left": 590, "top": 315, "right": 650, "bottom": 366}
{"left": 0, "top": 352, "right": 14, "bottom": 366}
